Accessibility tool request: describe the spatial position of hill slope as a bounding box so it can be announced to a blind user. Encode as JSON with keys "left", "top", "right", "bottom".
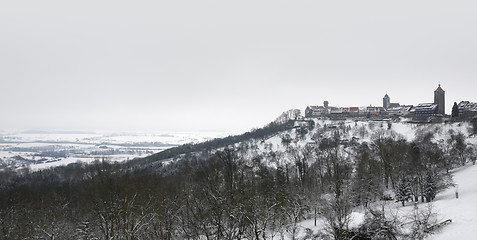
{"left": 0, "top": 116, "right": 475, "bottom": 239}
{"left": 431, "top": 164, "right": 477, "bottom": 239}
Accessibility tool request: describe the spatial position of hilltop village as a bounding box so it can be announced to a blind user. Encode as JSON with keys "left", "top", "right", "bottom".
{"left": 305, "top": 84, "right": 477, "bottom": 122}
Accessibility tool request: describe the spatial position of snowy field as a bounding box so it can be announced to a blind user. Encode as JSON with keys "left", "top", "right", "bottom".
{"left": 0, "top": 130, "right": 229, "bottom": 170}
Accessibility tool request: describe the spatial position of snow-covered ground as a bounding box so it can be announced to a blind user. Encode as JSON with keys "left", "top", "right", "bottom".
{"left": 2, "top": 119, "right": 476, "bottom": 238}
{"left": 249, "top": 119, "right": 476, "bottom": 165}
{"left": 430, "top": 164, "right": 477, "bottom": 239}
{"left": 0, "top": 130, "right": 229, "bottom": 170}
{"left": 290, "top": 164, "right": 477, "bottom": 239}
{"left": 245, "top": 118, "right": 477, "bottom": 239}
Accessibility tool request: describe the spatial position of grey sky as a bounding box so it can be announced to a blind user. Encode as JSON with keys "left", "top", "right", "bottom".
{"left": 1, "top": 1, "right": 477, "bottom": 132}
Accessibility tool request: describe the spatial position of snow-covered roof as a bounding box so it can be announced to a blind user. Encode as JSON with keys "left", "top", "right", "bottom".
{"left": 307, "top": 106, "right": 326, "bottom": 110}
{"left": 458, "top": 101, "right": 477, "bottom": 111}
{"left": 387, "top": 105, "right": 412, "bottom": 113}
{"left": 412, "top": 103, "right": 438, "bottom": 112}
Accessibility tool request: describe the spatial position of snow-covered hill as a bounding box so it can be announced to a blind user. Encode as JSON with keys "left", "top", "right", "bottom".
{"left": 223, "top": 117, "right": 477, "bottom": 239}
{"left": 239, "top": 118, "right": 476, "bottom": 163}
{"left": 430, "top": 164, "right": 477, "bottom": 239}
{"left": 1, "top": 117, "right": 476, "bottom": 239}
{"left": 258, "top": 118, "right": 476, "bottom": 239}
{"left": 290, "top": 163, "right": 477, "bottom": 239}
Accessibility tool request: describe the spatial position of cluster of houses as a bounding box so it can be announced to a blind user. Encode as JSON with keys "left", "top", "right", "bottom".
{"left": 305, "top": 105, "right": 390, "bottom": 117}
{"left": 305, "top": 84, "right": 477, "bottom": 122}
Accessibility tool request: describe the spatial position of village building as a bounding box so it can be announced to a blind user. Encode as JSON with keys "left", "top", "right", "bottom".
{"left": 457, "top": 101, "right": 477, "bottom": 119}
{"left": 329, "top": 107, "right": 342, "bottom": 115}
{"left": 383, "top": 94, "right": 401, "bottom": 110}
{"left": 305, "top": 84, "right": 457, "bottom": 122}
{"left": 341, "top": 107, "right": 360, "bottom": 116}
{"left": 366, "top": 106, "right": 384, "bottom": 115}
{"left": 410, "top": 84, "right": 446, "bottom": 122}
{"left": 306, "top": 103, "right": 363, "bottom": 118}
{"left": 410, "top": 103, "right": 441, "bottom": 122}
{"left": 411, "top": 103, "right": 439, "bottom": 116}
{"left": 305, "top": 106, "right": 327, "bottom": 118}
{"left": 386, "top": 105, "right": 413, "bottom": 116}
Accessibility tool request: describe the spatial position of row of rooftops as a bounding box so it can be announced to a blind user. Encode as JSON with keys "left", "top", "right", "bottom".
{"left": 306, "top": 101, "right": 477, "bottom": 118}
{"left": 307, "top": 85, "right": 476, "bottom": 120}
{"left": 458, "top": 101, "right": 477, "bottom": 112}
{"left": 306, "top": 105, "right": 412, "bottom": 116}
{"left": 306, "top": 105, "right": 394, "bottom": 117}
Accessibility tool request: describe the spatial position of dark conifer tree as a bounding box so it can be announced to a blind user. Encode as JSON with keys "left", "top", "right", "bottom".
{"left": 395, "top": 177, "right": 412, "bottom": 206}
{"left": 452, "top": 102, "right": 459, "bottom": 118}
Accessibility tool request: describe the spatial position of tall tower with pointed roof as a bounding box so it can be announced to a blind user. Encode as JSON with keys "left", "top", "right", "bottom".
{"left": 383, "top": 93, "right": 390, "bottom": 109}
{"left": 434, "top": 84, "right": 445, "bottom": 115}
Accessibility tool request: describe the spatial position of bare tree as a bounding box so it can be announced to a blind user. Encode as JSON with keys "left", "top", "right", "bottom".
{"left": 404, "top": 204, "right": 437, "bottom": 240}
{"left": 322, "top": 195, "right": 352, "bottom": 240}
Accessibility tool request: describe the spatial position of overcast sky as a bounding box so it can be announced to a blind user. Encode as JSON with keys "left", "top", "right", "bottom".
{"left": 1, "top": 1, "right": 477, "bottom": 133}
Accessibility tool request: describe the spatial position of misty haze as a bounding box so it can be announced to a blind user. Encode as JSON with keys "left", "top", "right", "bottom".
{"left": 1, "top": 1, "right": 477, "bottom": 239}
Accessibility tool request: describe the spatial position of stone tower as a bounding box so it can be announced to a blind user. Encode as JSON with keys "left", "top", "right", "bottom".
{"left": 434, "top": 84, "right": 445, "bottom": 115}
{"left": 383, "top": 93, "right": 390, "bottom": 109}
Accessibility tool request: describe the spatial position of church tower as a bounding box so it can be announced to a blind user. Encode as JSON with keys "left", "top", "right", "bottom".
{"left": 434, "top": 84, "right": 445, "bottom": 115}
{"left": 383, "top": 93, "right": 390, "bottom": 109}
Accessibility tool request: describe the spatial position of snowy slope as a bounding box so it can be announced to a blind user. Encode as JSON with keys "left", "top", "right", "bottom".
{"left": 430, "top": 164, "right": 477, "bottom": 239}
{"left": 250, "top": 119, "right": 474, "bottom": 162}
{"left": 252, "top": 119, "right": 477, "bottom": 239}
{"left": 290, "top": 164, "right": 477, "bottom": 240}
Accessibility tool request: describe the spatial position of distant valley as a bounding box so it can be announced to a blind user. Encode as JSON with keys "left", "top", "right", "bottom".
{"left": 0, "top": 130, "right": 229, "bottom": 170}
